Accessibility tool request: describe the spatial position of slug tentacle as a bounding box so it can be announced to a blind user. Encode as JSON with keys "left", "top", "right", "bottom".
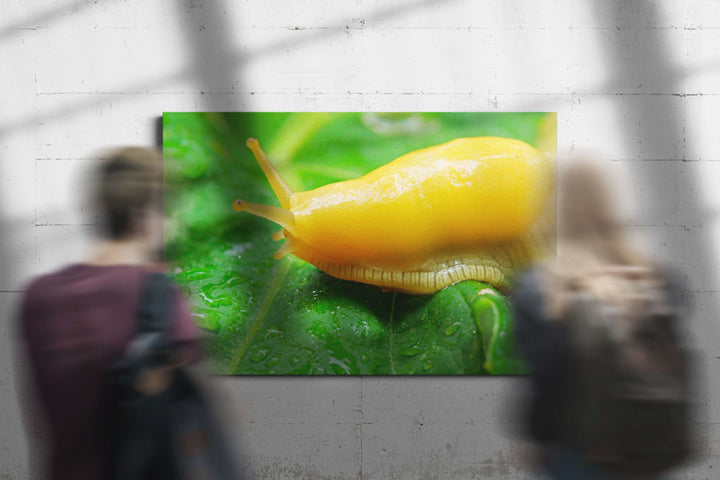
{"left": 246, "top": 138, "right": 294, "bottom": 209}
{"left": 273, "top": 241, "right": 294, "bottom": 260}
{"left": 233, "top": 199, "right": 296, "bottom": 236}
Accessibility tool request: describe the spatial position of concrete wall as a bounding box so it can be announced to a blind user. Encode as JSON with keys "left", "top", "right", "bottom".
{"left": 2, "top": 1, "right": 720, "bottom": 478}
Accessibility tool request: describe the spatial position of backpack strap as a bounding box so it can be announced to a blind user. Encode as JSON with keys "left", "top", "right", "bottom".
{"left": 122, "top": 273, "right": 175, "bottom": 369}
{"left": 136, "top": 273, "right": 174, "bottom": 334}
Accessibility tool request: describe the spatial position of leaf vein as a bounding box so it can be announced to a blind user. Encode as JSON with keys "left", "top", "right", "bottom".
{"left": 228, "top": 257, "right": 292, "bottom": 373}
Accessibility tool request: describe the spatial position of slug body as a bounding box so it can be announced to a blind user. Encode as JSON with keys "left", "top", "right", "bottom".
{"left": 235, "top": 137, "right": 553, "bottom": 294}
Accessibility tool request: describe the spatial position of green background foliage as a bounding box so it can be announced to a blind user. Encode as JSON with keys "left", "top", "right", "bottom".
{"left": 163, "top": 112, "right": 548, "bottom": 375}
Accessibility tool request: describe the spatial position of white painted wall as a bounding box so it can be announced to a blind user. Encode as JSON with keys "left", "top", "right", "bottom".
{"left": 2, "top": 1, "right": 719, "bottom": 478}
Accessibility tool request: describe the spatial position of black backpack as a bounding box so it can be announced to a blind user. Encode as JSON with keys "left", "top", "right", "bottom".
{"left": 104, "top": 273, "right": 244, "bottom": 480}
{"left": 559, "top": 268, "right": 693, "bottom": 476}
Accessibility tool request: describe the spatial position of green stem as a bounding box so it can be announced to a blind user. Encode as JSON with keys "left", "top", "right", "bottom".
{"left": 265, "top": 113, "right": 337, "bottom": 191}
{"left": 228, "top": 257, "right": 292, "bottom": 373}
{"left": 268, "top": 113, "right": 337, "bottom": 165}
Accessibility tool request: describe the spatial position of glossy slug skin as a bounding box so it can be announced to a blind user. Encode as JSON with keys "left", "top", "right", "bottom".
{"left": 235, "top": 137, "right": 553, "bottom": 294}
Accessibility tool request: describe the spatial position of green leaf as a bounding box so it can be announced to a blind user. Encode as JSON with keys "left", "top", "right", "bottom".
{"left": 470, "top": 289, "right": 529, "bottom": 375}
{"left": 163, "top": 112, "right": 548, "bottom": 375}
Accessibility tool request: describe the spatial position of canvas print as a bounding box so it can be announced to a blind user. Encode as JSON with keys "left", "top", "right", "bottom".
{"left": 163, "top": 112, "right": 556, "bottom": 375}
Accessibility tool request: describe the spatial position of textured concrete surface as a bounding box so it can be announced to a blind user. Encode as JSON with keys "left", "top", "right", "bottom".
{"left": 2, "top": 1, "right": 720, "bottom": 478}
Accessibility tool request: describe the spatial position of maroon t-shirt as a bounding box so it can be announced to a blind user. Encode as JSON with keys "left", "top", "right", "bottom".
{"left": 19, "top": 264, "right": 199, "bottom": 480}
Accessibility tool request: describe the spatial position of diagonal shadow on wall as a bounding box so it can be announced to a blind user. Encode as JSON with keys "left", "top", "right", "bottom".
{"left": 0, "top": 0, "right": 462, "bottom": 137}
{"left": 595, "top": 3, "right": 720, "bottom": 341}
{"left": 0, "top": 0, "right": 106, "bottom": 42}
{"left": 174, "top": 0, "right": 241, "bottom": 110}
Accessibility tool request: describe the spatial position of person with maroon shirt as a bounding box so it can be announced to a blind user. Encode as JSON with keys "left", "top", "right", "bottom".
{"left": 18, "top": 147, "right": 199, "bottom": 480}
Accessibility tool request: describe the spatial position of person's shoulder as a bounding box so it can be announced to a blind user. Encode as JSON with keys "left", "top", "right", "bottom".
{"left": 644, "top": 263, "right": 687, "bottom": 311}
{"left": 22, "top": 264, "right": 80, "bottom": 298}
{"left": 513, "top": 264, "right": 549, "bottom": 296}
{"left": 18, "top": 265, "right": 89, "bottom": 325}
{"left": 23, "top": 264, "right": 149, "bottom": 300}
{"left": 649, "top": 263, "right": 683, "bottom": 287}
{"left": 510, "top": 264, "right": 552, "bottom": 320}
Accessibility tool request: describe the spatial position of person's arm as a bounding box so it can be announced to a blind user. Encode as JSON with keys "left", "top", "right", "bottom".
{"left": 512, "top": 270, "right": 547, "bottom": 367}
{"left": 169, "top": 288, "right": 202, "bottom": 364}
{"left": 14, "top": 281, "right": 52, "bottom": 475}
{"left": 511, "top": 269, "right": 569, "bottom": 444}
{"left": 133, "top": 282, "right": 201, "bottom": 395}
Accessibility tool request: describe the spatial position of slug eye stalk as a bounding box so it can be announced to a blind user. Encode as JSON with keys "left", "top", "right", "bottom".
{"left": 234, "top": 138, "right": 298, "bottom": 243}
{"left": 245, "top": 138, "right": 294, "bottom": 209}
{"left": 232, "top": 199, "right": 296, "bottom": 236}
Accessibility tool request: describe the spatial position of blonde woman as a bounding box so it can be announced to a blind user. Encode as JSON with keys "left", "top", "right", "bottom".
{"left": 512, "top": 160, "right": 692, "bottom": 480}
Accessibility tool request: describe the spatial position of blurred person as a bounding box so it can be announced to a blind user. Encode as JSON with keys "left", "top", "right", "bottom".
{"left": 17, "top": 147, "right": 199, "bottom": 480}
{"left": 512, "top": 160, "right": 694, "bottom": 480}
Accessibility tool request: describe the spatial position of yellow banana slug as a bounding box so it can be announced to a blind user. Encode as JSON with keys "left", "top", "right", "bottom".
{"left": 234, "top": 136, "right": 553, "bottom": 294}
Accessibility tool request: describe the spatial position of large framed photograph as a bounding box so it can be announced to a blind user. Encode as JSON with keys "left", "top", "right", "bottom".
{"left": 163, "top": 112, "right": 556, "bottom": 375}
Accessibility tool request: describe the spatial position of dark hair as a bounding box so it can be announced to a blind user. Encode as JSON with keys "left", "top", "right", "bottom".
{"left": 96, "top": 147, "right": 163, "bottom": 239}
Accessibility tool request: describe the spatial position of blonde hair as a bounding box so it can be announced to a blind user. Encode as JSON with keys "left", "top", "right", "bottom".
{"left": 543, "top": 160, "right": 652, "bottom": 319}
